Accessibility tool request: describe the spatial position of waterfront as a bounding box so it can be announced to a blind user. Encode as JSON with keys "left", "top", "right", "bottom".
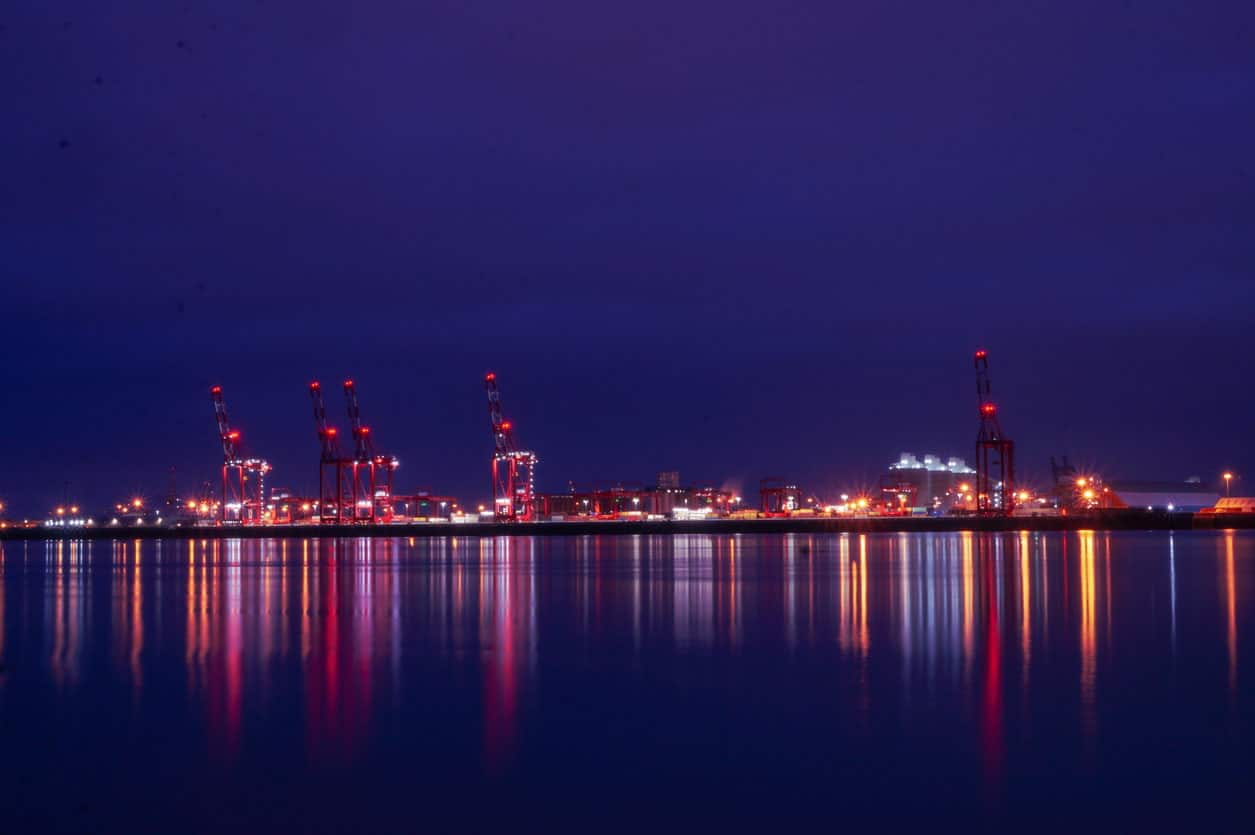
{"left": 0, "top": 531, "right": 1252, "bottom": 831}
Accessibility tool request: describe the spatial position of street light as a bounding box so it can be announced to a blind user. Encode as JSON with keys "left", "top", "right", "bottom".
{"left": 1223, "top": 472, "right": 1234, "bottom": 497}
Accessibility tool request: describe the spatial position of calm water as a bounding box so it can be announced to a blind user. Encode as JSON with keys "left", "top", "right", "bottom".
{"left": 0, "top": 531, "right": 1252, "bottom": 832}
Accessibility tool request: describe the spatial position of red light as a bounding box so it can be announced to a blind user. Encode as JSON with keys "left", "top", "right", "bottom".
{"left": 327, "top": 428, "right": 337, "bottom": 435}
{"left": 361, "top": 427, "right": 370, "bottom": 434}
{"left": 210, "top": 385, "right": 222, "bottom": 394}
{"left": 485, "top": 372, "right": 496, "bottom": 381}
{"left": 310, "top": 381, "right": 320, "bottom": 389}
{"left": 981, "top": 403, "right": 997, "bottom": 415}
{"left": 228, "top": 430, "right": 240, "bottom": 439}
{"left": 975, "top": 350, "right": 987, "bottom": 359}
{"left": 501, "top": 421, "right": 512, "bottom": 430}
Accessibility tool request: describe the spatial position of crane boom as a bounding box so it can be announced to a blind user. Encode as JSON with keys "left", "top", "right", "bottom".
{"left": 974, "top": 349, "right": 1005, "bottom": 441}
{"left": 210, "top": 385, "right": 239, "bottom": 461}
{"left": 310, "top": 381, "right": 341, "bottom": 462}
{"left": 343, "top": 379, "right": 374, "bottom": 460}
{"left": 484, "top": 372, "right": 516, "bottom": 455}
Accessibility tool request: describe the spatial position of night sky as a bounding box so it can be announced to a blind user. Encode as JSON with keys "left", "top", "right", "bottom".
{"left": 3, "top": 2, "right": 1253, "bottom": 515}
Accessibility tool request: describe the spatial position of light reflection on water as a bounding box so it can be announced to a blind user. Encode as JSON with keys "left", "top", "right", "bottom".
{"left": 0, "top": 531, "right": 1252, "bottom": 829}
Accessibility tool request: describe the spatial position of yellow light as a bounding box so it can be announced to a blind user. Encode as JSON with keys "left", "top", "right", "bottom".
{"left": 1076, "top": 477, "right": 1087, "bottom": 487}
{"left": 1017, "top": 491, "right": 1029, "bottom": 502}
{"left": 132, "top": 498, "right": 143, "bottom": 508}
{"left": 56, "top": 507, "right": 65, "bottom": 515}
{"left": 186, "top": 500, "right": 197, "bottom": 509}
{"left": 1224, "top": 472, "right": 1233, "bottom": 481}
{"left": 958, "top": 483, "right": 970, "bottom": 493}
{"left": 1083, "top": 489, "right": 1095, "bottom": 500}
{"left": 70, "top": 505, "right": 79, "bottom": 514}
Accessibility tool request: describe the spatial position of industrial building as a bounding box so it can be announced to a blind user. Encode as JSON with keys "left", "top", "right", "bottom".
{"left": 540, "top": 472, "right": 736, "bottom": 520}
{"left": 884, "top": 453, "right": 977, "bottom": 513}
{"left": 1107, "top": 479, "right": 1220, "bottom": 512}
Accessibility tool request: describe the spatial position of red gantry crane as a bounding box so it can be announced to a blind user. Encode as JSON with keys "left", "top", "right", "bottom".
{"left": 209, "top": 385, "right": 271, "bottom": 525}
{"left": 973, "top": 349, "right": 1015, "bottom": 515}
{"left": 759, "top": 477, "right": 801, "bottom": 517}
{"left": 484, "top": 372, "right": 537, "bottom": 522}
{"left": 310, "top": 381, "right": 353, "bottom": 525}
{"left": 343, "top": 379, "right": 399, "bottom": 523}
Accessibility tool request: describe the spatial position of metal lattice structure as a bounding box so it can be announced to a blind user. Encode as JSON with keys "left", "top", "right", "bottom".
{"left": 310, "top": 381, "right": 353, "bottom": 524}
{"left": 974, "top": 349, "right": 1015, "bottom": 516}
{"left": 342, "top": 379, "right": 398, "bottom": 523}
{"left": 209, "top": 385, "right": 270, "bottom": 525}
{"left": 484, "top": 372, "right": 537, "bottom": 522}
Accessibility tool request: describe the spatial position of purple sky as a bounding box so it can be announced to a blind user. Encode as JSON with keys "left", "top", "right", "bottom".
{"left": 2, "top": 1, "right": 1253, "bottom": 514}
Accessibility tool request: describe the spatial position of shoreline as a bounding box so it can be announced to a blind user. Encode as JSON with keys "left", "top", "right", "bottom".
{"left": 3, "top": 510, "right": 1252, "bottom": 542}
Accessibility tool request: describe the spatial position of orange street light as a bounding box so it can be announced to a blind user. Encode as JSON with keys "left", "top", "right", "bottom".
{"left": 1223, "top": 472, "right": 1234, "bottom": 497}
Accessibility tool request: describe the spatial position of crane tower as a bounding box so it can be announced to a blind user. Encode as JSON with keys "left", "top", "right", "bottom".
{"left": 310, "top": 381, "right": 354, "bottom": 524}
{"left": 343, "top": 379, "right": 399, "bottom": 523}
{"left": 973, "top": 349, "right": 1015, "bottom": 515}
{"left": 209, "top": 385, "right": 271, "bottom": 525}
{"left": 484, "top": 372, "right": 537, "bottom": 522}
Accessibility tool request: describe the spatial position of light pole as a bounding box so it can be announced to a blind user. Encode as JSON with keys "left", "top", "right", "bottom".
{"left": 1223, "top": 472, "right": 1233, "bottom": 497}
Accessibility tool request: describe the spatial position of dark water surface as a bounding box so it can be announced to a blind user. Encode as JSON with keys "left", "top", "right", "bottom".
{"left": 1, "top": 532, "right": 1252, "bottom": 832}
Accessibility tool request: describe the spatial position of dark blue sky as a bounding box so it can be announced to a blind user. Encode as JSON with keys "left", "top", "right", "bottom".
{"left": 2, "top": 1, "right": 1252, "bottom": 515}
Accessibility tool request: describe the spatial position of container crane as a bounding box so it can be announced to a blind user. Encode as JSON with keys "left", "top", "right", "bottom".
{"left": 209, "top": 385, "right": 271, "bottom": 525}
{"left": 484, "top": 372, "right": 537, "bottom": 522}
{"left": 974, "top": 349, "right": 1015, "bottom": 515}
{"left": 343, "top": 379, "right": 398, "bottom": 523}
{"left": 310, "top": 381, "right": 352, "bottom": 525}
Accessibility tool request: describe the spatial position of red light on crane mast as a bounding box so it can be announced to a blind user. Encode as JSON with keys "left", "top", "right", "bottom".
{"left": 210, "top": 385, "right": 222, "bottom": 394}
{"left": 485, "top": 372, "right": 496, "bottom": 382}
{"left": 975, "top": 350, "right": 987, "bottom": 359}
{"left": 228, "top": 430, "right": 241, "bottom": 440}
{"left": 981, "top": 403, "right": 997, "bottom": 415}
